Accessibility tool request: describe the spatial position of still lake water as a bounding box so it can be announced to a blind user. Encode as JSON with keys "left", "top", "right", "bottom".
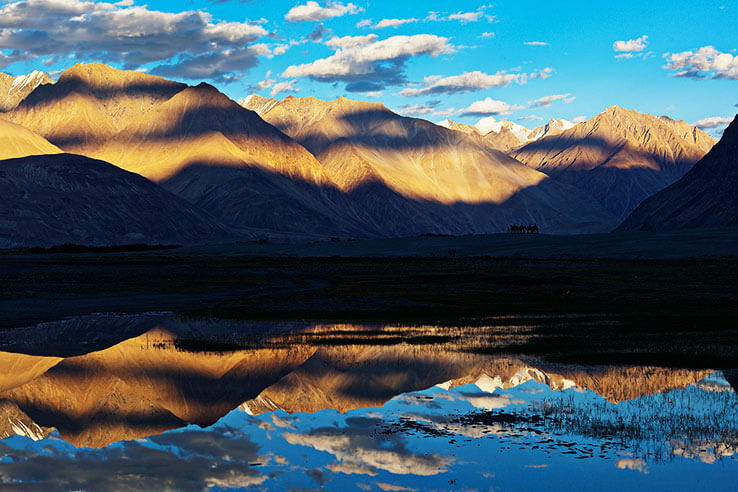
{"left": 0, "top": 314, "right": 736, "bottom": 491}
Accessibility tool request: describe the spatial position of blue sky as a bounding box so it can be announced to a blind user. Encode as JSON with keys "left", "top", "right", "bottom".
{"left": 0, "top": 0, "right": 736, "bottom": 134}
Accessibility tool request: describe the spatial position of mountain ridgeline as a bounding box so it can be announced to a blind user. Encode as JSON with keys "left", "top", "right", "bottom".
{"left": 0, "top": 153, "right": 231, "bottom": 248}
{"left": 0, "top": 70, "right": 52, "bottom": 112}
{"left": 512, "top": 107, "right": 716, "bottom": 220}
{"left": 0, "top": 62, "right": 727, "bottom": 246}
{"left": 240, "top": 94, "right": 616, "bottom": 235}
{"left": 619, "top": 115, "right": 738, "bottom": 231}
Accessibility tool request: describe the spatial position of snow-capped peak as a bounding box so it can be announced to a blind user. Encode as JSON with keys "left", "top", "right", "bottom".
{"left": 502, "top": 121, "right": 534, "bottom": 142}
{"left": 435, "top": 119, "right": 454, "bottom": 129}
{"left": 10, "top": 70, "right": 46, "bottom": 94}
{"left": 474, "top": 116, "right": 503, "bottom": 135}
{"left": 475, "top": 116, "right": 533, "bottom": 142}
{"left": 527, "top": 118, "right": 576, "bottom": 142}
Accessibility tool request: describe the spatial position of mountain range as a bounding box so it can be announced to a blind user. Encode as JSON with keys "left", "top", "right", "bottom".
{"left": 435, "top": 116, "right": 575, "bottom": 153}
{"left": 0, "top": 62, "right": 730, "bottom": 246}
{"left": 512, "top": 106, "right": 716, "bottom": 219}
{"left": 242, "top": 94, "right": 615, "bottom": 234}
{"left": 619, "top": 115, "right": 738, "bottom": 231}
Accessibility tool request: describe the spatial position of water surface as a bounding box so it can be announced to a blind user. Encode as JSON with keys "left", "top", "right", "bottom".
{"left": 0, "top": 314, "right": 736, "bottom": 491}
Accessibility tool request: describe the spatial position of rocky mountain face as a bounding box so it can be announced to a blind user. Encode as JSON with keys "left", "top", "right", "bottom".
{"left": 5, "top": 65, "right": 370, "bottom": 238}
{"left": 618, "top": 116, "right": 738, "bottom": 231}
{"left": 0, "top": 70, "right": 53, "bottom": 112}
{"left": 513, "top": 106, "right": 716, "bottom": 220}
{"left": 6, "top": 63, "right": 186, "bottom": 153}
{"left": 243, "top": 95, "right": 617, "bottom": 234}
{"left": 0, "top": 153, "right": 233, "bottom": 247}
{"left": 87, "top": 83, "right": 369, "bottom": 237}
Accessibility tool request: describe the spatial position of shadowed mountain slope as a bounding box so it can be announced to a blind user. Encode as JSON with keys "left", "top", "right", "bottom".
{"left": 513, "top": 107, "right": 715, "bottom": 219}
{"left": 85, "top": 83, "right": 372, "bottom": 237}
{"left": 0, "top": 118, "right": 62, "bottom": 160}
{"left": 618, "top": 116, "right": 738, "bottom": 231}
{"left": 91, "top": 83, "right": 331, "bottom": 184}
{"left": 6, "top": 63, "right": 186, "bottom": 152}
{"left": 0, "top": 70, "right": 53, "bottom": 112}
{"left": 243, "top": 95, "right": 617, "bottom": 233}
{"left": 0, "top": 153, "right": 232, "bottom": 247}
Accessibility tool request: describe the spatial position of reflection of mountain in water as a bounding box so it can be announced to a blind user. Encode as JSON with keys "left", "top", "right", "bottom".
{"left": 0, "top": 316, "right": 727, "bottom": 449}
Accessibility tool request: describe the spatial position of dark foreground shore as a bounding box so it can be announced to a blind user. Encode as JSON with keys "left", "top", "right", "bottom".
{"left": 1, "top": 248, "right": 736, "bottom": 326}
{"left": 2, "top": 230, "right": 738, "bottom": 367}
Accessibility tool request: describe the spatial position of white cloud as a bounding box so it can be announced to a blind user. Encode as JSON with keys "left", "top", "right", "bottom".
{"left": 572, "top": 116, "right": 587, "bottom": 123}
{"left": 433, "top": 107, "right": 456, "bottom": 117}
{"left": 530, "top": 67, "right": 553, "bottom": 79}
{"left": 663, "top": 46, "right": 738, "bottom": 80}
{"left": 399, "top": 103, "right": 436, "bottom": 116}
{"left": 356, "top": 19, "right": 372, "bottom": 28}
{"left": 428, "top": 6, "right": 495, "bottom": 23}
{"left": 460, "top": 97, "right": 523, "bottom": 116}
{"left": 613, "top": 35, "right": 648, "bottom": 52}
{"left": 524, "top": 41, "right": 549, "bottom": 46}
{"left": 270, "top": 79, "right": 300, "bottom": 97}
{"left": 529, "top": 93, "right": 575, "bottom": 108}
{"left": 480, "top": 32, "right": 495, "bottom": 38}
{"left": 615, "top": 53, "right": 634, "bottom": 59}
{"left": 273, "top": 43, "right": 294, "bottom": 56}
{"left": 0, "top": 0, "right": 268, "bottom": 81}
{"left": 400, "top": 70, "right": 522, "bottom": 96}
{"left": 283, "top": 431, "right": 451, "bottom": 476}
{"left": 283, "top": 34, "right": 455, "bottom": 92}
{"left": 325, "top": 34, "right": 378, "bottom": 49}
{"left": 327, "top": 462, "right": 378, "bottom": 476}
{"left": 375, "top": 18, "right": 418, "bottom": 29}
{"left": 692, "top": 116, "right": 733, "bottom": 129}
{"left": 255, "top": 70, "right": 275, "bottom": 90}
{"left": 448, "top": 11, "right": 483, "bottom": 22}
{"left": 285, "top": 1, "right": 361, "bottom": 22}
{"left": 519, "top": 115, "right": 544, "bottom": 121}
{"left": 377, "top": 483, "right": 416, "bottom": 492}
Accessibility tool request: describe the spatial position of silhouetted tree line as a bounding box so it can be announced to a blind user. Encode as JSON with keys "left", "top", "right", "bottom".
{"left": 507, "top": 224, "right": 539, "bottom": 233}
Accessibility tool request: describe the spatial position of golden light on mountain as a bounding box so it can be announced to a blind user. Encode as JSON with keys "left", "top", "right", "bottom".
{"left": 0, "top": 62, "right": 726, "bottom": 239}
{"left": 89, "top": 83, "right": 330, "bottom": 185}
{"left": 244, "top": 94, "right": 571, "bottom": 206}
{"left": 0, "top": 118, "right": 62, "bottom": 160}
{"left": 512, "top": 106, "right": 716, "bottom": 218}
{"left": 6, "top": 63, "right": 186, "bottom": 154}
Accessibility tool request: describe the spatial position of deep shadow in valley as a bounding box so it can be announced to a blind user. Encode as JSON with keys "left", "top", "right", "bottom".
{"left": 161, "top": 161, "right": 616, "bottom": 238}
